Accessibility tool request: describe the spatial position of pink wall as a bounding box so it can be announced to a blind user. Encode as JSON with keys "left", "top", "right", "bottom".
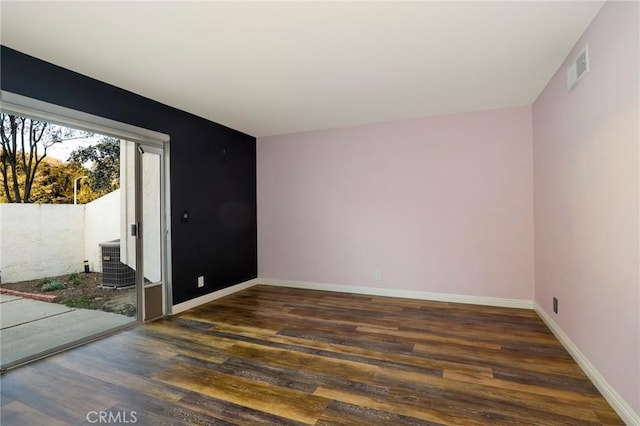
{"left": 258, "top": 106, "right": 534, "bottom": 300}
{"left": 533, "top": 0, "right": 639, "bottom": 414}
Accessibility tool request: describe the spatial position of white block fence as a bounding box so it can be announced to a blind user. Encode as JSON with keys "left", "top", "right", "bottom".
{"left": 0, "top": 190, "right": 120, "bottom": 283}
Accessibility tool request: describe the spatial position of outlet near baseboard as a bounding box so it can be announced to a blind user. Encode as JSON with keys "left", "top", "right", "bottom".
{"left": 198, "top": 276, "right": 205, "bottom": 288}
{"left": 553, "top": 297, "right": 558, "bottom": 314}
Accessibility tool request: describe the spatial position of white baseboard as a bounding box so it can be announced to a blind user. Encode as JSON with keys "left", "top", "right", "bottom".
{"left": 258, "top": 278, "right": 533, "bottom": 309}
{"left": 171, "top": 278, "right": 259, "bottom": 315}
{"left": 534, "top": 303, "right": 639, "bottom": 425}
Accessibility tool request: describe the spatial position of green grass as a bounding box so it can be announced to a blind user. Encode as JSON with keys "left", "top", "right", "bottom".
{"left": 68, "top": 273, "right": 81, "bottom": 287}
{"left": 65, "top": 296, "right": 96, "bottom": 309}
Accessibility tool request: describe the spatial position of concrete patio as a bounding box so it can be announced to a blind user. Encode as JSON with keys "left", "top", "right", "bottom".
{"left": 0, "top": 293, "right": 135, "bottom": 369}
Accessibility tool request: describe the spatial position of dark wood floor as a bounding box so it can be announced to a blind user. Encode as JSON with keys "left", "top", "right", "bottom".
{"left": 0, "top": 285, "right": 622, "bottom": 425}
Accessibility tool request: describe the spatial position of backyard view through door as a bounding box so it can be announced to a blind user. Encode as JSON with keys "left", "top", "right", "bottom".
{"left": 0, "top": 113, "right": 166, "bottom": 369}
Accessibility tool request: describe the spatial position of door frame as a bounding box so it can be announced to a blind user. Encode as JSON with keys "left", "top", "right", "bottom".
{"left": 135, "top": 142, "right": 170, "bottom": 321}
{"left": 1, "top": 91, "right": 173, "bottom": 321}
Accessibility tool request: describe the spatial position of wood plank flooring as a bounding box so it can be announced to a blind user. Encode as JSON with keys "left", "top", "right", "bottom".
{"left": 0, "top": 285, "right": 623, "bottom": 425}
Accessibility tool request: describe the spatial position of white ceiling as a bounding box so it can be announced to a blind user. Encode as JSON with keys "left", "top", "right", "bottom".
{"left": 1, "top": 1, "right": 604, "bottom": 138}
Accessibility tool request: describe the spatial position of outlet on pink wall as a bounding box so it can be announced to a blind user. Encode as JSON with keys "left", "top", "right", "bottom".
{"left": 533, "top": 0, "right": 639, "bottom": 415}
{"left": 258, "top": 106, "right": 534, "bottom": 300}
{"left": 257, "top": 0, "right": 638, "bottom": 418}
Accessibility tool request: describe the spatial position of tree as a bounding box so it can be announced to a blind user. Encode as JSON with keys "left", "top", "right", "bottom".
{"left": 29, "top": 160, "right": 94, "bottom": 204}
{"left": 0, "top": 113, "right": 91, "bottom": 203}
{"left": 68, "top": 137, "right": 120, "bottom": 197}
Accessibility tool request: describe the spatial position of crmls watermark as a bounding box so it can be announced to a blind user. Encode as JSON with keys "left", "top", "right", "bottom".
{"left": 86, "top": 410, "right": 138, "bottom": 424}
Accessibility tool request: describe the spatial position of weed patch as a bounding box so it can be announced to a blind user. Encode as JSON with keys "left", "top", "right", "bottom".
{"left": 65, "top": 296, "right": 97, "bottom": 309}
{"left": 68, "top": 273, "right": 81, "bottom": 287}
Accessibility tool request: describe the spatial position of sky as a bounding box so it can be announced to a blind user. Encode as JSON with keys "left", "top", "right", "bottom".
{"left": 47, "top": 135, "right": 101, "bottom": 163}
{"left": 2, "top": 116, "right": 111, "bottom": 165}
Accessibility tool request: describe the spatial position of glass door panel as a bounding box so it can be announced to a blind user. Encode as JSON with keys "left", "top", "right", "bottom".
{"left": 138, "top": 144, "right": 165, "bottom": 321}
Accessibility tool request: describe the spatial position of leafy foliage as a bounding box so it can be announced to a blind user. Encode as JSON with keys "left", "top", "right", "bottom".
{"left": 68, "top": 137, "right": 120, "bottom": 197}
{"left": 40, "top": 277, "right": 54, "bottom": 285}
{"left": 0, "top": 115, "right": 121, "bottom": 204}
{"left": 69, "top": 273, "right": 81, "bottom": 287}
{"left": 41, "top": 278, "right": 65, "bottom": 292}
{"left": 0, "top": 114, "right": 92, "bottom": 203}
{"left": 31, "top": 160, "right": 90, "bottom": 204}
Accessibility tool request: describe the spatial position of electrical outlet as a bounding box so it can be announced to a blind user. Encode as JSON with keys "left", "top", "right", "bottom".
{"left": 374, "top": 271, "right": 382, "bottom": 281}
{"left": 198, "top": 276, "right": 205, "bottom": 288}
{"left": 553, "top": 297, "right": 558, "bottom": 314}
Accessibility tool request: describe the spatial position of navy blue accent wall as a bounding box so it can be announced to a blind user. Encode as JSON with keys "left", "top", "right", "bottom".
{"left": 1, "top": 46, "right": 257, "bottom": 305}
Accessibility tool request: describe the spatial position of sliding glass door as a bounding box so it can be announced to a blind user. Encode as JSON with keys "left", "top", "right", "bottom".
{"left": 0, "top": 92, "right": 171, "bottom": 369}
{"left": 137, "top": 144, "right": 166, "bottom": 321}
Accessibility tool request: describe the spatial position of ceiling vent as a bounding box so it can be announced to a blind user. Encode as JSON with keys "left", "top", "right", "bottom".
{"left": 567, "top": 45, "right": 589, "bottom": 91}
